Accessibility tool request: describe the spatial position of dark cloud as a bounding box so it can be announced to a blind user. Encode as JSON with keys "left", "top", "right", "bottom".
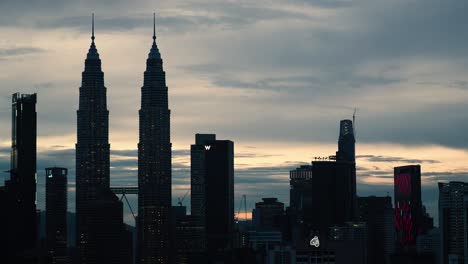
{"left": 357, "top": 155, "right": 440, "bottom": 164}
{"left": 0, "top": 47, "right": 44, "bottom": 58}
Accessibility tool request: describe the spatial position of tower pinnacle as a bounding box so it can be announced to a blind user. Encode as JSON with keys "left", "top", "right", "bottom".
{"left": 153, "top": 12, "right": 156, "bottom": 41}
{"left": 148, "top": 13, "right": 161, "bottom": 59}
{"left": 91, "top": 13, "right": 95, "bottom": 43}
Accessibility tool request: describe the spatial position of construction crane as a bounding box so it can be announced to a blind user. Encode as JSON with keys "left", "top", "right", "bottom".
{"left": 177, "top": 189, "right": 190, "bottom": 207}
{"left": 235, "top": 194, "right": 247, "bottom": 223}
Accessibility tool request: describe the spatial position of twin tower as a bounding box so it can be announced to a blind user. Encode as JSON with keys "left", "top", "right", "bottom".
{"left": 76, "top": 14, "right": 171, "bottom": 264}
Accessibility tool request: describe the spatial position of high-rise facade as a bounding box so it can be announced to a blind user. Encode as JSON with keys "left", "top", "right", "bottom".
{"left": 358, "top": 196, "right": 395, "bottom": 264}
{"left": 336, "top": 119, "right": 355, "bottom": 162}
{"left": 306, "top": 160, "right": 357, "bottom": 235}
{"left": 438, "top": 181, "right": 468, "bottom": 264}
{"left": 288, "top": 119, "right": 357, "bottom": 241}
{"left": 191, "top": 133, "right": 216, "bottom": 230}
{"left": 137, "top": 15, "right": 172, "bottom": 264}
{"left": 394, "top": 165, "right": 423, "bottom": 249}
{"left": 46, "top": 167, "right": 68, "bottom": 264}
{"left": 76, "top": 16, "right": 130, "bottom": 264}
{"left": 289, "top": 164, "right": 313, "bottom": 212}
{"left": 3, "top": 93, "right": 37, "bottom": 261}
{"left": 190, "top": 134, "right": 234, "bottom": 261}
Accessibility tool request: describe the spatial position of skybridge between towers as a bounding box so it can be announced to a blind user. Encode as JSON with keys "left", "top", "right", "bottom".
{"left": 110, "top": 186, "right": 138, "bottom": 221}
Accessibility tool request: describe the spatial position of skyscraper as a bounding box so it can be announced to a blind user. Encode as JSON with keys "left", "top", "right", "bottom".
{"left": 394, "top": 165, "right": 423, "bottom": 249}
{"left": 438, "top": 181, "right": 468, "bottom": 264}
{"left": 3, "top": 93, "right": 37, "bottom": 261}
{"left": 358, "top": 196, "right": 395, "bottom": 264}
{"left": 46, "top": 167, "right": 68, "bottom": 264}
{"left": 190, "top": 134, "right": 234, "bottom": 261}
{"left": 336, "top": 119, "right": 355, "bottom": 162}
{"left": 288, "top": 119, "right": 357, "bottom": 242}
{"left": 306, "top": 160, "right": 357, "bottom": 235}
{"left": 76, "top": 15, "right": 130, "bottom": 264}
{"left": 138, "top": 14, "right": 172, "bottom": 264}
{"left": 191, "top": 134, "right": 216, "bottom": 229}
{"left": 289, "top": 164, "right": 313, "bottom": 213}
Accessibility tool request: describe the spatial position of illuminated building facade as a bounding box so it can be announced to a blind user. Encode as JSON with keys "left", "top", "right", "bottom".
{"left": 394, "top": 165, "right": 423, "bottom": 249}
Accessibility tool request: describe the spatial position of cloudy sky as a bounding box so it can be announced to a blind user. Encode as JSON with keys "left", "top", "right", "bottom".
{"left": 0, "top": 0, "right": 467, "bottom": 225}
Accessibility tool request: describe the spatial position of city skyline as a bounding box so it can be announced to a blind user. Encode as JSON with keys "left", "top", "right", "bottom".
{"left": 0, "top": 1, "right": 468, "bottom": 226}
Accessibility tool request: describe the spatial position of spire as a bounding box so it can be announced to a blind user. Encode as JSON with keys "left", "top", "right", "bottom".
{"left": 87, "top": 13, "right": 99, "bottom": 60}
{"left": 91, "top": 13, "right": 95, "bottom": 43}
{"left": 148, "top": 12, "right": 161, "bottom": 60}
{"left": 153, "top": 12, "right": 156, "bottom": 42}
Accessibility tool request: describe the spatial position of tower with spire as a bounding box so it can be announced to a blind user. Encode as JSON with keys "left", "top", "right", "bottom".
{"left": 137, "top": 13, "right": 172, "bottom": 264}
{"left": 76, "top": 14, "right": 132, "bottom": 264}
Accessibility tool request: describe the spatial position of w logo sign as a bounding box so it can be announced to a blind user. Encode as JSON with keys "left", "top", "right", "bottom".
{"left": 204, "top": 145, "right": 211, "bottom": 150}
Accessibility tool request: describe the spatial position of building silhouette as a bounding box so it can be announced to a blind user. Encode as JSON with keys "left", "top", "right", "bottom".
{"left": 289, "top": 164, "right": 313, "bottom": 213}
{"left": 306, "top": 160, "right": 357, "bottom": 236}
{"left": 190, "top": 134, "right": 234, "bottom": 262}
{"left": 358, "top": 196, "right": 395, "bottom": 264}
{"left": 45, "top": 167, "right": 68, "bottom": 264}
{"left": 0, "top": 93, "right": 37, "bottom": 262}
{"left": 75, "top": 15, "right": 130, "bottom": 264}
{"left": 438, "top": 181, "right": 468, "bottom": 264}
{"left": 137, "top": 14, "right": 172, "bottom": 264}
{"left": 336, "top": 119, "right": 355, "bottom": 162}
{"left": 191, "top": 134, "right": 216, "bottom": 232}
{"left": 252, "top": 198, "right": 284, "bottom": 230}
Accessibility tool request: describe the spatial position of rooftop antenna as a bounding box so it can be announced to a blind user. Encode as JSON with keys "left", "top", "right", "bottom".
{"left": 353, "top": 108, "right": 358, "bottom": 138}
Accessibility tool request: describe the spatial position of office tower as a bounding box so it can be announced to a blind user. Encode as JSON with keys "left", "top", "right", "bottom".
{"left": 252, "top": 198, "right": 284, "bottom": 230}
{"left": 191, "top": 134, "right": 216, "bottom": 230}
{"left": 87, "top": 189, "right": 132, "bottom": 264}
{"left": 173, "top": 208, "right": 206, "bottom": 264}
{"left": 394, "top": 165, "right": 423, "bottom": 249}
{"left": 305, "top": 160, "right": 356, "bottom": 235}
{"left": 416, "top": 228, "right": 440, "bottom": 261}
{"left": 289, "top": 119, "right": 357, "bottom": 241}
{"left": 46, "top": 167, "right": 68, "bottom": 264}
{"left": 3, "top": 93, "right": 37, "bottom": 261}
{"left": 76, "top": 16, "right": 130, "bottom": 264}
{"left": 438, "top": 182, "right": 468, "bottom": 264}
{"left": 336, "top": 119, "right": 355, "bottom": 162}
{"left": 190, "top": 134, "right": 234, "bottom": 260}
{"left": 138, "top": 14, "right": 172, "bottom": 264}
{"left": 358, "top": 196, "right": 395, "bottom": 264}
{"left": 289, "top": 165, "right": 313, "bottom": 212}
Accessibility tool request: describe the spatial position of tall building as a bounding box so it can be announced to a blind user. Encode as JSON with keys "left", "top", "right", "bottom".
{"left": 3, "top": 93, "right": 37, "bottom": 261}
{"left": 394, "top": 165, "right": 423, "bottom": 249}
{"left": 438, "top": 181, "right": 468, "bottom": 264}
{"left": 46, "top": 167, "right": 68, "bottom": 264}
{"left": 76, "top": 15, "right": 130, "bottom": 264}
{"left": 289, "top": 119, "right": 357, "bottom": 242}
{"left": 358, "top": 196, "right": 395, "bottom": 264}
{"left": 137, "top": 14, "right": 172, "bottom": 264}
{"left": 305, "top": 160, "right": 356, "bottom": 235}
{"left": 191, "top": 134, "right": 216, "bottom": 229}
{"left": 289, "top": 165, "right": 313, "bottom": 212}
{"left": 336, "top": 119, "right": 355, "bottom": 162}
{"left": 252, "top": 198, "right": 284, "bottom": 230}
{"left": 190, "top": 134, "right": 234, "bottom": 261}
